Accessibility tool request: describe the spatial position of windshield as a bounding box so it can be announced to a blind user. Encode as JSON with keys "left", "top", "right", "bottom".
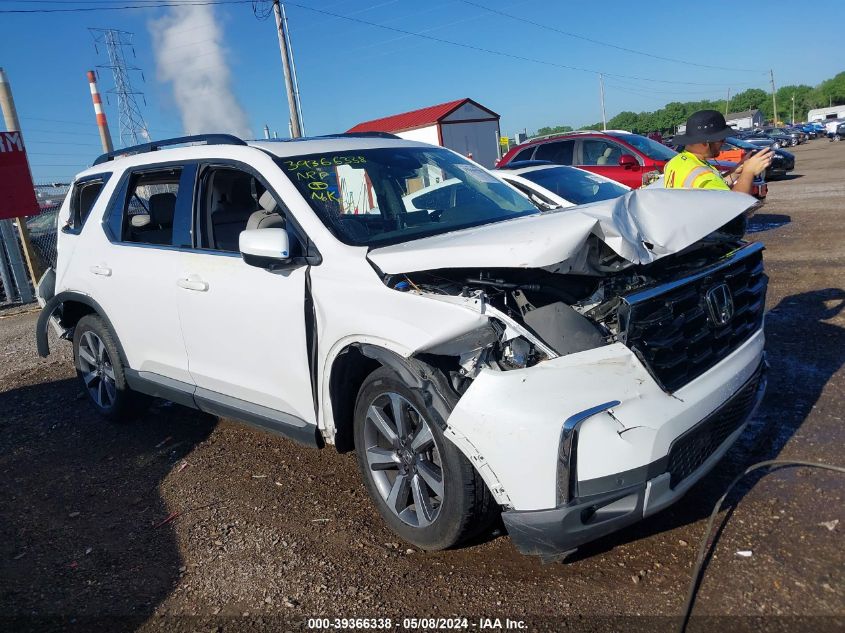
{"left": 519, "top": 166, "right": 628, "bottom": 205}
{"left": 608, "top": 133, "right": 677, "bottom": 161}
{"left": 277, "top": 147, "right": 536, "bottom": 247}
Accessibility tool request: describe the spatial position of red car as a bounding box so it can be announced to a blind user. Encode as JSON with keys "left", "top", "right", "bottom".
{"left": 498, "top": 130, "right": 678, "bottom": 189}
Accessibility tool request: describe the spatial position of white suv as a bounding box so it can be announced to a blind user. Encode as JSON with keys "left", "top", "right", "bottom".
{"left": 36, "top": 134, "right": 767, "bottom": 559}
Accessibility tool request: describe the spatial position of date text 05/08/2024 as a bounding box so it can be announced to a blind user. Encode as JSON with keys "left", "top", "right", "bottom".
{"left": 306, "top": 617, "right": 528, "bottom": 630}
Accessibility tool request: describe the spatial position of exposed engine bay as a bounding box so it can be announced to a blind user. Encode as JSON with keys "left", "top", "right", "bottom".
{"left": 384, "top": 229, "right": 747, "bottom": 382}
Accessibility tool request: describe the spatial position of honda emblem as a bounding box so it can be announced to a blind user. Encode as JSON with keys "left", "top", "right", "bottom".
{"left": 706, "top": 283, "right": 734, "bottom": 326}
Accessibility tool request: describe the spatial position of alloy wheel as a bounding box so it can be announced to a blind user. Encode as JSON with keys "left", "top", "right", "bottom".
{"left": 77, "top": 330, "right": 117, "bottom": 409}
{"left": 362, "top": 392, "right": 444, "bottom": 528}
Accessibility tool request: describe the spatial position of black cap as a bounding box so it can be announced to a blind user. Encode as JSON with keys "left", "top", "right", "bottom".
{"left": 673, "top": 110, "right": 737, "bottom": 145}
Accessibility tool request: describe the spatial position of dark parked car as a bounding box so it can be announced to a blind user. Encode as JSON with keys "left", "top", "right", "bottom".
{"left": 737, "top": 130, "right": 792, "bottom": 149}
{"left": 759, "top": 127, "right": 802, "bottom": 146}
{"left": 725, "top": 136, "right": 795, "bottom": 179}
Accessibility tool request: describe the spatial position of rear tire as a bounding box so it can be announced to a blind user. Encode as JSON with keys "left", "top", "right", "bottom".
{"left": 353, "top": 367, "right": 497, "bottom": 550}
{"left": 73, "top": 314, "right": 149, "bottom": 422}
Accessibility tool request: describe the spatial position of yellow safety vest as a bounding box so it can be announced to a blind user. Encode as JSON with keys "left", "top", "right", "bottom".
{"left": 664, "top": 151, "right": 730, "bottom": 190}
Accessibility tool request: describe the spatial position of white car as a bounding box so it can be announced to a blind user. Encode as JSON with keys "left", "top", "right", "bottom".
{"left": 36, "top": 134, "right": 767, "bottom": 559}
{"left": 494, "top": 162, "right": 630, "bottom": 210}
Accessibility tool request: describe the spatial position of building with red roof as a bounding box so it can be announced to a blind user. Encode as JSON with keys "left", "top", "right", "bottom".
{"left": 347, "top": 98, "right": 501, "bottom": 167}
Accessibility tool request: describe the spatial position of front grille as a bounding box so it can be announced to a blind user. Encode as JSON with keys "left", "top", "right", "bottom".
{"left": 620, "top": 244, "right": 767, "bottom": 392}
{"left": 666, "top": 365, "right": 763, "bottom": 488}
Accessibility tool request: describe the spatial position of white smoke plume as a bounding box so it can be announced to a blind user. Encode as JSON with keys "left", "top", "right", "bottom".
{"left": 149, "top": 5, "right": 251, "bottom": 138}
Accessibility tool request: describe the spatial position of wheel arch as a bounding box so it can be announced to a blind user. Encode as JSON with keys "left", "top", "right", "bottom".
{"left": 325, "top": 342, "right": 461, "bottom": 453}
{"left": 36, "top": 292, "right": 128, "bottom": 366}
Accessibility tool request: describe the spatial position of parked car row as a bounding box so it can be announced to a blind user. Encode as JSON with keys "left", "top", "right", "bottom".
{"left": 36, "top": 131, "right": 768, "bottom": 560}
{"left": 497, "top": 129, "right": 768, "bottom": 196}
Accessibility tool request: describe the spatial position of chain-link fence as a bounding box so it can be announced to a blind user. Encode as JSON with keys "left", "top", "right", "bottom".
{"left": 0, "top": 183, "right": 69, "bottom": 304}
{"left": 29, "top": 183, "right": 70, "bottom": 270}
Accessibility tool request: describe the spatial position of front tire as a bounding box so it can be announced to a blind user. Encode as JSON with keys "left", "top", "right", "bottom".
{"left": 73, "top": 314, "right": 147, "bottom": 421}
{"left": 353, "top": 367, "right": 497, "bottom": 550}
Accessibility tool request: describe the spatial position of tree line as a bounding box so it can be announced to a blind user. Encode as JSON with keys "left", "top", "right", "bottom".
{"left": 534, "top": 71, "right": 845, "bottom": 137}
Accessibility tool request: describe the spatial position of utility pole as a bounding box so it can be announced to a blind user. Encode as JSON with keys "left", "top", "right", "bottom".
{"left": 769, "top": 69, "right": 778, "bottom": 126}
{"left": 0, "top": 67, "right": 42, "bottom": 293}
{"left": 272, "top": 0, "right": 302, "bottom": 138}
{"left": 725, "top": 88, "right": 731, "bottom": 116}
{"left": 282, "top": 3, "right": 305, "bottom": 136}
{"left": 599, "top": 73, "right": 607, "bottom": 131}
{"left": 791, "top": 94, "right": 796, "bottom": 125}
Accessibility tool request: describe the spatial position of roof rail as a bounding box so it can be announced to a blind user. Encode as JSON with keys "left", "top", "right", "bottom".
{"left": 255, "top": 131, "right": 401, "bottom": 144}
{"left": 93, "top": 134, "right": 247, "bottom": 166}
{"left": 340, "top": 131, "right": 401, "bottom": 139}
{"left": 527, "top": 130, "right": 600, "bottom": 142}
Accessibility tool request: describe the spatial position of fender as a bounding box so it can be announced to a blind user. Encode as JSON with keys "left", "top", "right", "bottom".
{"left": 357, "top": 344, "right": 458, "bottom": 428}
{"left": 35, "top": 291, "right": 128, "bottom": 365}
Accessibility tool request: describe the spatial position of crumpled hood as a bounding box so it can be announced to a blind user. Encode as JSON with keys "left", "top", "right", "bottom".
{"left": 367, "top": 188, "right": 757, "bottom": 274}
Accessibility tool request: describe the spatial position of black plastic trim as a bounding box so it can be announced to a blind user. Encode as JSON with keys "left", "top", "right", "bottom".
{"left": 503, "top": 484, "right": 647, "bottom": 560}
{"left": 93, "top": 134, "right": 246, "bottom": 165}
{"left": 123, "top": 370, "right": 322, "bottom": 448}
{"left": 124, "top": 369, "right": 197, "bottom": 408}
{"left": 194, "top": 388, "right": 321, "bottom": 448}
{"left": 304, "top": 267, "right": 319, "bottom": 418}
{"left": 35, "top": 291, "right": 128, "bottom": 362}
{"left": 61, "top": 173, "right": 112, "bottom": 236}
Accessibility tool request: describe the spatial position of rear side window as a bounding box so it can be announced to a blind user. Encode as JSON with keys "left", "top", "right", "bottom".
{"left": 64, "top": 177, "right": 108, "bottom": 233}
{"left": 512, "top": 147, "right": 535, "bottom": 162}
{"left": 579, "top": 139, "right": 625, "bottom": 166}
{"left": 535, "top": 140, "right": 574, "bottom": 165}
{"left": 121, "top": 169, "right": 181, "bottom": 246}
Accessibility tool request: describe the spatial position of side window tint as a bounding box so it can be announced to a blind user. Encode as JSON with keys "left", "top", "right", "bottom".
{"left": 513, "top": 147, "right": 535, "bottom": 162}
{"left": 122, "top": 169, "right": 181, "bottom": 246}
{"left": 535, "top": 140, "right": 574, "bottom": 165}
{"left": 65, "top": 178, "right": 107, "bottom": 233}
{"left": 198, "top": 166, "right": 301, "bottom": 256}
{"left": 580, "top": 140, "right": 624, "bottom": 166}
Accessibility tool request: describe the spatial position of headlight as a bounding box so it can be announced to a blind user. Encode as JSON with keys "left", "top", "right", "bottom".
{"left": 497, "top": 336, "right": 548, "bottom": 370}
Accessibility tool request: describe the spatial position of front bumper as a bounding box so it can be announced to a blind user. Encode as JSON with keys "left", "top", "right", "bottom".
{"left": 502, "top": 363, "right": 767, "bottom": 559}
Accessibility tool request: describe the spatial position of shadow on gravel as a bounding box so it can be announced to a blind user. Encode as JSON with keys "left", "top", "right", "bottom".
{"left": 770, "top": 174, "right": 803, "bottom": 181}
{"left": 0, "top": 377, "right": 217, "bottom": 632}
{"left": 569, "top": 287, "right": 845, "bottom": 561}
{"left": 747, "top": 214, "right": 791, "bottom": 233}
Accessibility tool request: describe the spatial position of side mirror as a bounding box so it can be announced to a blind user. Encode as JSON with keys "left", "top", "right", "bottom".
{"left": 618, "top": 154, "right": 638, "bottom": 169}
{"left": 239, "top": 228, "right": 291, "bottom": 269}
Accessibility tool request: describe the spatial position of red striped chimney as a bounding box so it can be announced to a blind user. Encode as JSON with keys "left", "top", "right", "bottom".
{"left": 87, "top": 70, "right": 114, "bottom": 153}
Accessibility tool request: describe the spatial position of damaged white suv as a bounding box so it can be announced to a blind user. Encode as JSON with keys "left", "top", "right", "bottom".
{"left": 37, "top": 134, "right": 767, "bottom": 559}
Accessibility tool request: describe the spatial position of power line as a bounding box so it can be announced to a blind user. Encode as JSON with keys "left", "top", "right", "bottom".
{"left": 0, "top": 0, "right": 251, "bottom": 12}
{"left": 282, "top": 2, "right": 741, "bottom": 87}
{"left": 25, "top": 140, "right": 103, "bottom": 146}
{"left": 458, "top": 0, "right": 765, "bottom": 74}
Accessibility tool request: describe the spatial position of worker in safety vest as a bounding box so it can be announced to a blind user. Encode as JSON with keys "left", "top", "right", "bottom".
{"left": 665, "top": 110, "right": 772, "bottom": 194}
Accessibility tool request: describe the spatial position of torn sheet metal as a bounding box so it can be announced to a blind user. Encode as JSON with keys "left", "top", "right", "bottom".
{"left": 367, "top": 188, "right": 757, "bottom": 275}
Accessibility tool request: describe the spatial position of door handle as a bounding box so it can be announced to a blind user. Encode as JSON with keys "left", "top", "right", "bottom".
{"left": 89, "top": 265, "right": 112, "bottom": 277}
{"left": 177, "top": 277, "right": 209, "bottom": 292}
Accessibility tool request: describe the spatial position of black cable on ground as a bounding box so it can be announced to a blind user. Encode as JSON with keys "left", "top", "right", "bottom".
{"left": 679, "top": 459, "right": 845, "bottom": 633}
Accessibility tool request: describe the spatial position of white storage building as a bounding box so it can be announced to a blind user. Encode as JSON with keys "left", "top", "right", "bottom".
{"left": 808, "top": 105, "right": 845, "bottom": 122}
{"left": 725, "top": 109, "right": 764, "bottom": 130}
{"left": 347, "top": 98, "right": 501, "bottom": 168}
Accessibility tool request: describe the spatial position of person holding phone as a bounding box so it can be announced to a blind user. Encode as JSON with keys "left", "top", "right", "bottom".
{"left": 665, "top": 110, "right": 773, "bottom": 194}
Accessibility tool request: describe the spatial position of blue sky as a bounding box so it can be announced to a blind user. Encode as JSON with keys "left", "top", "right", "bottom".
{"left": 1, "top": 0, "right": 842, "bottom": 182}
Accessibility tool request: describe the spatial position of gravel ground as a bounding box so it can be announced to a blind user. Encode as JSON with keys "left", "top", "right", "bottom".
{"left": 1, "top": 141, "right": 843, "bottom": 633}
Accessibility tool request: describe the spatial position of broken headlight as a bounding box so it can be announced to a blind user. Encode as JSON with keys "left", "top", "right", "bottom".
{"left": 497, "top": 336, "right": 547, "bottom": 370}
